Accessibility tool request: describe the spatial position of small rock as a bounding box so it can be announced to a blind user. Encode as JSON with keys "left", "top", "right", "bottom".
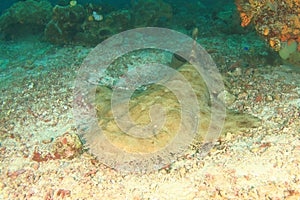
{"left": 225, "top": 132, "right": 233, "bottom": 141}
{"left": 265, "top": 95, "right": 273, "bottom": 102}
{"left": 51, "top": 133, "right": 83, "bottom": 159}
{"left": 232, "top": 67, "right": 242, "bottom": 76}
{"left": 179, "top": 167, "right": 186, "bottom": 177}
{"left": 32, "top": 163, "right": 39, "bottom": 170}
{"left": 218, "top": 90, "right": 236, "bottom": 106}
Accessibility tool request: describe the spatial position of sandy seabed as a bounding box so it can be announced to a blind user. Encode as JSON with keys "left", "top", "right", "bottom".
{"left": 0, "top": 37, "right": 299, "bottom": 200}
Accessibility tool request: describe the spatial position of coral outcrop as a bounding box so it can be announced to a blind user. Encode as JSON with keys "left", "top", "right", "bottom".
{"left": 235, "top": 0, "right": 300, "bottom": 66}
{"left": 44, "top": 4, "right": 86, "bottom": 44}
{"left": 0, "top": 0, "right": 52, "bottom": 40}
{"left": 130, "top": 0, "right": 173, "bottom": 27}
{"left": 76, "top": 9, "right": 131, "bottom": 45}
{"left": 0, "top": 0, "right": 173, "bottom": 46}
{"left": 44, "top": 3, "right": 130, "bottom": 45}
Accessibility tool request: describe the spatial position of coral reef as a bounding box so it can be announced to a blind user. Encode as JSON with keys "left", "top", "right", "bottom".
{"left": 130, "top": 0, "right": 173, "bottom": 27}
{"left": 45, "top": 0, "right": 172, "bottom": 45}
{"left": 76, "top": 9, "right": 131, "bottom": 45}
{"left": 0, "top": 0, "right": 52, "bottom": 40}
{"left": 44, "top": 4, "right": 86, "bottom": 44}
{"left": 235, "top": 0, "right": 300, "bottom": 66}
{"left": 0, "top": 0, "right": 130, "bottom": 45}
{"left": 214, "top": 3, "right": 251, "bottom": 34}
{"left": 44, "top": 2, "right": 131, "bottom": 45}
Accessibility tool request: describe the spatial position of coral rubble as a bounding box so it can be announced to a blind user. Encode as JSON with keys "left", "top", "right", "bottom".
{"left": 51, "top": 133, "right": 83, "bottom": 159}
